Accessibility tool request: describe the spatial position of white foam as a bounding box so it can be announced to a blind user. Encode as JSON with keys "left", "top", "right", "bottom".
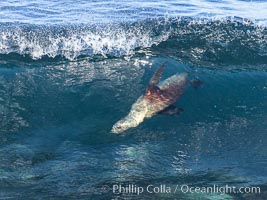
{"left": 0, "top": 22, "right": 172, "bottom": 60}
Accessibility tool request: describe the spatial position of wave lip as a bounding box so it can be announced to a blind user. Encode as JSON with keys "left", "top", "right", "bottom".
{"left": 0, "top": 21, "right": 172, "bottom": 60}
{"left": 0, "top": 17, "right": 266, "bottom": 65}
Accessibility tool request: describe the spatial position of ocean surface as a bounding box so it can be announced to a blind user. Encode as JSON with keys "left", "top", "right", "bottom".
{"left": 0, "top": 0, "right": 267, "bottom": 199}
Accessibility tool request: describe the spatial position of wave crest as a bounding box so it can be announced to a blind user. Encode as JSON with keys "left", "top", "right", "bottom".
{"left": 0, "top": 17, "right": 266, "bottom": 66}
{"left": 0, "top": 20, "right": 171, "bottom": 60}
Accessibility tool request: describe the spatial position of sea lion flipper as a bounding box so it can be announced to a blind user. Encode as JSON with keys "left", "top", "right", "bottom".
{"left": 148, "top": 62, "right": 166, "bottom": 87}
{"left": 190, "top": 79, "right": 203, "bottom": 89}
{"left": 159, "top": 105, "right": 184, "bottom": 115}
{"left": 146, "top": 62, "right": 166, "bottom": 95}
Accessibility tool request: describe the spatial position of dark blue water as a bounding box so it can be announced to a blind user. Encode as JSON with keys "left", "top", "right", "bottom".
{"left": 1, "top": 1, "right": 267, "bottom": 200}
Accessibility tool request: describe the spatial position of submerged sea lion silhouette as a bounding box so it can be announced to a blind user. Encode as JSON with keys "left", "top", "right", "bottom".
{"left": 111, "top": 63, "right": 197, "bottom": 134}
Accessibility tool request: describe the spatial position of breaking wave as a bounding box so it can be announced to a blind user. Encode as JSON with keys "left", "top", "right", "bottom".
{"left": 0, "top": 17, "right": 266, "bottom": 67}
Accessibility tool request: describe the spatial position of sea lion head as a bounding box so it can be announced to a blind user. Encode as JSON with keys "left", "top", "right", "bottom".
{"left": 111, "top": 98, "right": 147, "bottom": 134}
{"left": 111, "top": 116, "right": 137, "bottom": 134}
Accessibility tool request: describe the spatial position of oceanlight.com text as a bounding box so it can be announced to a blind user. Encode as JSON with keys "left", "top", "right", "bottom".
{"left": 179, "top": 184, "right": 261, "bottom": 194}
{"left": 108, "top": 184, "right": 261, "bottom": 195}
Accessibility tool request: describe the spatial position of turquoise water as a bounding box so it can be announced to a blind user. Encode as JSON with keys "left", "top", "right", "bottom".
{"left": 1, "top": 1, "right": 267, "bottom": 199}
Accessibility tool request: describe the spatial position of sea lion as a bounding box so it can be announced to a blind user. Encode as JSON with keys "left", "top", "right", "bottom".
{"left": 111, "top": 63, "right": 189, "bottom": 134}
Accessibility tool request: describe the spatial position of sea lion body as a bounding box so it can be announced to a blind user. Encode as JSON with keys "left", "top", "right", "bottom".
{"left": 111, "top": 64, "right": 188, "bottom": 134}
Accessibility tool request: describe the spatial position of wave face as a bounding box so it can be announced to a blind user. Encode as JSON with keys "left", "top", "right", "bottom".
{"left": 0, "top": 18, "right": 267, "bottom": 68}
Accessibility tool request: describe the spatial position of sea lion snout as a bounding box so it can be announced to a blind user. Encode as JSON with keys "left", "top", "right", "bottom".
{"left": 111, "top": 119, "right": 127, "bottom": 134}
